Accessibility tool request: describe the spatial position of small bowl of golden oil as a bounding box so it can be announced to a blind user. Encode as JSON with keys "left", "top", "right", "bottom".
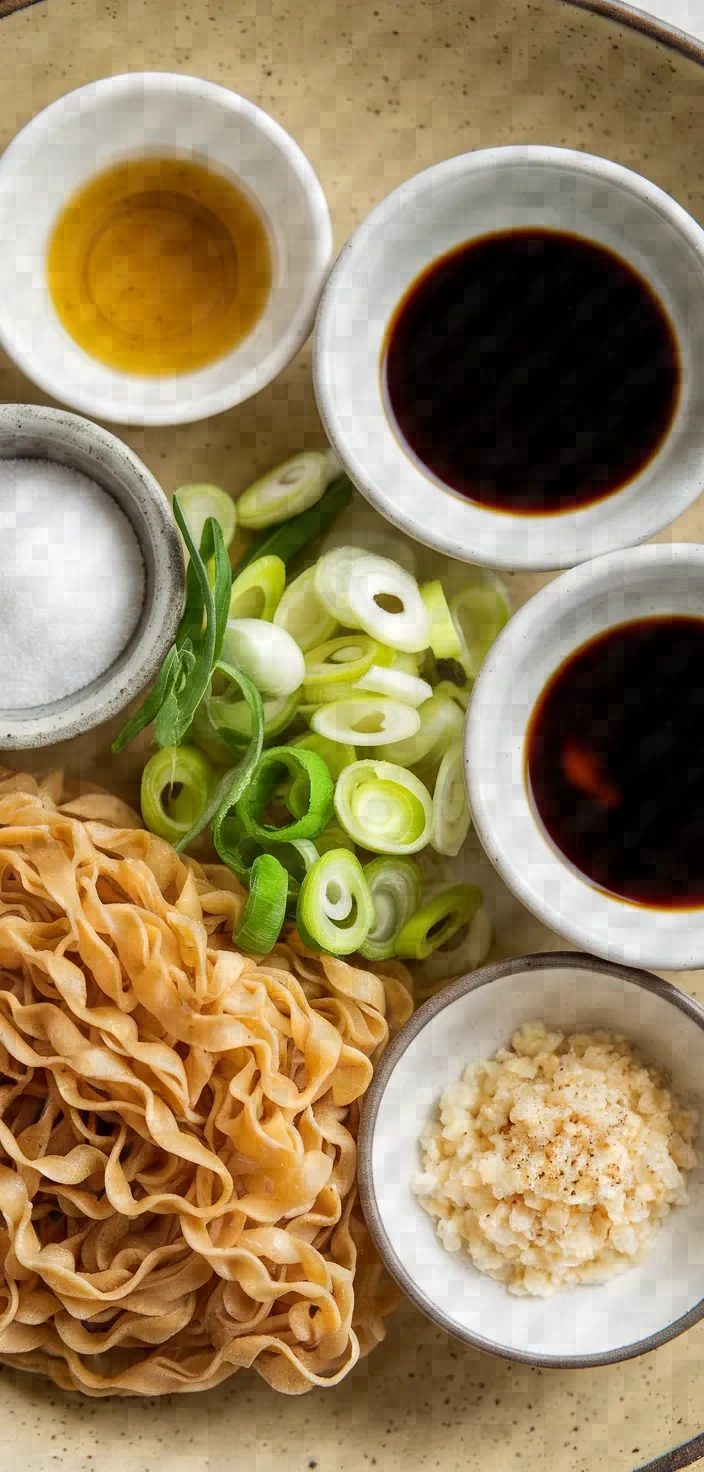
{"left": 0, "top": 73, "right": 332, "bottom": 426}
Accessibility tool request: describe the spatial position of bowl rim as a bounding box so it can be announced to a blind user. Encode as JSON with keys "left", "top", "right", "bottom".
{"left": 358, "top": 949, "right": 704, "bottom": 1368}
{"left": 313, "top": 142, "right": 704, "bottom": 571}
{"left": 0, "top": 403, "right": 184, "bottom": 747}
{"left": 465, "top": 541, "right": 704, "bottom": 969}
{"left": 0, "top": 71, "right": 333, "bottom": 427}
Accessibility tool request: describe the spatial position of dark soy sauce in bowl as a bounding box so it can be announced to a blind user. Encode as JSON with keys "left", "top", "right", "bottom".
{"left": 382, "top": 230, "right": 680, "bottom": 515}
{"left": 526, "top": 616, "right": 704, "bottom": 906}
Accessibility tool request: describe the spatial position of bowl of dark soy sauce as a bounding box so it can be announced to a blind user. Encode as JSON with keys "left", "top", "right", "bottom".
{"left": 466, "top": 543, "right": 704, "bottom": 969}
{"left": 314, "top": 146, "right": 704, "bottom": 571}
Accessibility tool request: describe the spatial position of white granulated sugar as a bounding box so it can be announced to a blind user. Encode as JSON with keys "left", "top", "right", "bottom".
{"left": 0, "top": 459, "right": 146, "bottom": 709}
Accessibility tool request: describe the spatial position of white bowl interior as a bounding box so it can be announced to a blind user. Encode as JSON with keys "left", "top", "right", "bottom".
{"left": 315, "top": 146, "right": 704, "bottom": 570}
{"left": 466, "top": 543, "right": 704, "bottom": 971}
{"left": 0, "top": 74, "right": 331, "bottom": 425}
{"left": 368, "top": 963, "right": 704, "bottom": 1362}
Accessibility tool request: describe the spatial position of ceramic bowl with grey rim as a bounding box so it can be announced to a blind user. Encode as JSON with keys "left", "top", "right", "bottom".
{"left": 358, "top": 952, "right": 704, "bottom": 1367}
{"left": 0, "top": 405, "right": 184, "bottom": 749}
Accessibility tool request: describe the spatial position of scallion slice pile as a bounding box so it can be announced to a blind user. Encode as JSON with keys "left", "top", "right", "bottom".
{"left": 114, "top": 451, "right": 510, "bottom": 971}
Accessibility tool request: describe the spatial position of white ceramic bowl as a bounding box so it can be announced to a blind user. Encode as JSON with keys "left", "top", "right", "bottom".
{"left": 358, "top": 953, "right": 704, "bottom": 1366}
{"left": 0, "top": 404, "right": 184, "bottom": 747}
{"left": 465, "top": 542, "right": 704, "bottom": 970}
{"left": 0, "top": 73, "right": 332, "bottom": 427}
{"left": 314, "top": 145, "right": 704, "bottom": 571}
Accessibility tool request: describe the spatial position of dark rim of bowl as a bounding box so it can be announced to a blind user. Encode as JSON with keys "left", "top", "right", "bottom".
{"left": 358, "top": 950, "right": 704, "bottom": 1368}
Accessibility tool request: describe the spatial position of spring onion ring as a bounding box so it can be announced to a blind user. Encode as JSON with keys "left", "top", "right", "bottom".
{"left": 176, "top": 483, "right": 237, "bottom": 559}
{"left": 315, "top": 821, "right": 356, "bottom": 855}
{"left": 287, "top": 730, "right": 356, "bottom": 781}
{"left": 450, "top": 575, "right": 510, "bottom": 681}
{"left": 231, "top": 476, "right": 353, "bottom": 576}
{"left": 432, "top": 681, "right": 471, "bottom": 712}
{"left": 313, "top": 547, "right": 368, "bottom": 626}
{"left": 431, "top": 739, "right": 471, "bottom": 857}
{"left": 312, "top": 696, "right": 420, "bottom": 747}
{"left": 232, "top": 852, "right": 289, "bottom": 954}
{"left": 210, "top": 815, "right": 317, "bottom": 912}
{"left": 229, "top": 555, "right": 286, "bottom": 621}
{"left": 221, "top": 618, "right": 305, "bottom": 698}
{"left": 415, "top": 905, "right": 492, "bottom": 998}
{"left": 140, "top": 745, "right": 215, "bottom": 845}
{"left": 303, "top": 634, "right": 383, "bottom": 705}
{"left": 354, "top": 664, "right": 432, "bottom": 707}
{"left": 334, "top": 760, "right": 433, "bottom": 854}
{"left": 236, "top": 746, "right": 334, "bottom": 843}
{"left": 420, "top": 580, "right": 463, "bottom": 659}
{"left": 376, "top": 692, "right": 464, "bottom": 768}
{"left": 342, "top": 554, "right": 431, "bottom": 653}
{"left": 359, "top": 855, "right": 424, "bottom": 960}
{"left": 273, "top": 565, "right": 337, "bottom": 651}
{"left": 296, "top": 849, "right": 374, "bottom": 955}
{"left": 236, "top": 450, "right": 341, "bottom": 529}
{"left": 394, "top": 883, "right": 483, "bottom": 959}
{"left": 191, "top": 685, "right": 299, "bottom": 762}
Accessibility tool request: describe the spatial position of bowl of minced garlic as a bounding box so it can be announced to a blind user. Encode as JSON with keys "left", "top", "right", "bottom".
{"left": 358, "top": 954, "right": 704, "bottom": 1365}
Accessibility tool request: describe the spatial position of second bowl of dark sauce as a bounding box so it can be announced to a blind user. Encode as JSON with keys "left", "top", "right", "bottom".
{"left": 382, "top": 229, "right": 681, "bottom": 516}
{"left": 526, "top": 615, "right": 704, "bottom": 907}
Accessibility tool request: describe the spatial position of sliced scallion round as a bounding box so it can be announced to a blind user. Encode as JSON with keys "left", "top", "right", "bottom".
{"left": 192, "top": 686, "right": 300, "bottom": 761}
{"left": 233, "top": 852, "right": 288, "bottom": 954}
{"left": 313, "top": 546, "right": 368, "bottom": 625}
{"left": 236, "top": 747, "right": 334, "bottom": 843}
{"left": 431, "top": 739, "right": 471, "bottom": 857}
{"left": 237, "top": 450, "right": 341, "bottom": 529}
{"left": 315, "top": 820, "right": 356, "bottom": 855}
{"left": 312, "top": 695, "right": 420, "bottom": 747}
{"left": 296, "top": 849, "right": 374, "bottom": 955}
{"left": 303, "top": 634, "right": 381, "bottom": 705}
{"left": 221, "top": 618, "right": 305, "bottom": 698}
{"left": 334, "top": 760, "right": 432, "bottom": 854}
{"left": 176, "top": 483, "right": 237, "bottom": 561}
{"left": 394, "top": 883, "right": 483, "bottom": 959}
{"left": 287, "top": 730, "right": 356, "bottom": 781}
{"left": 432, "top": 681, "right": 471, "bottom": 712}
{"left": 273, "top": 565, "right": 337, "bottom": 652}
{"left": 415, "top": 905, "right": 492, "bottom": 998}
{"left": 420, "top": 580, "right": 463, "bottom": 659}
{"left": 140, "top": 745, "right": 215, "bottom": 845}
{"left": 229, "top": 554, "right": 286, "bottom": 621}
{"left": 354, "top": 664, "right": 432, "bottom": 707}
{"left": 342, "top": 554, "right": 431, "bottom": 653}
{"left": 376, "top": 692, "right": 464, "bottom": 768}
{"left": 359, "top": 855, "right": 424, "bottom": 960}
{"left": 450, "top": 575, "right": 510, "bottom": 682}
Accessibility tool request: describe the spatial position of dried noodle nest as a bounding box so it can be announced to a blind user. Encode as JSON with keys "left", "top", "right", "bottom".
{"left": 0, "top": 769, "right": 413, "bottom": 1397}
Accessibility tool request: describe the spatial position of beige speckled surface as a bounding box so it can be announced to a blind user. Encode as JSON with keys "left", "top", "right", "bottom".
{"left": 1, "top": 0, "right": 704, "bottom": 1465}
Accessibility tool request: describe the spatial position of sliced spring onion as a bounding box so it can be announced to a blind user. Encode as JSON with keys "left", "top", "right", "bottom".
{"left": 334, "top": 760, "right": 433, "bottom": 854}
{"left": 420, "top": 580, "right": 463, "bottom": 660}
{"left": 235, "top": 747, "right": 334, "bottom": 844}
{"left": 312, "top": 696, "right": 420, "bottom": 747}
{"left": 237, "top": 449, "right": 341, "bottom": 529}
{"left": 376, "top": 693, "right": 464, "bottom": 768}
{"left": 175, "top": 483, "right": 237, "bottom": 560}
{"left": 342, "top": 554, "right": 431, "bottom": 653}
{"left": 233, "top": 852, "right": 288, "bottom": 954}
{"left": 394, "top": 883, "right": 483, "bottom": 960}
{"left": 140, "top": 745, "right": 215, "bottom": 845}
{"left": 192, "top": 686, "right": 300, "bottom": 761}
{"left": 354, "top": 664, "right": 432, "bottom": 707}
{"left": 273, "top": 565, "right": 337, "bottom": 652}
{"left": 315, "top": 820, "right": 356, "bottom": 855}
{"left": 432, "top": 681, "right": 471, "bottom": 712}
{"left": 313, "top": 546, "right": 368, "bottom": 625}
{"left": 231, "top": 477, "right": 353, "bottom": 576}
{"left": 431, "top": 739, "right": 471, "bottom": 857}
{"left": 287, "top": 730, "right": 356, "bottom": 781}
{"left": 229, "top": 555, "right": 286, "bottom": 621}
{"left": 415, "top": 905, "right": 492, "bottom": 998}
{"left": 359, "top": 856, "right": 424, "bottom": 961}
{"left": 450, "top": 574, "right": 510, "bottom": 682}
{"left": 221, "top": 618, "right": 305, "bottom": 698}
{"left": 303, "top": 634, "right": 385, "bottom": 705}
{"left": 211, "top": 815, "right": 317, "bottom": 912}
{"left": 296, "top": 849, "right": 374, "bottom": 955}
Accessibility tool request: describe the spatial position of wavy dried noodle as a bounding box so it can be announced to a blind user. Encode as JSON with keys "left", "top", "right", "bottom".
{"left": 0, "top": 768, "right": 413, "bottom": 1397}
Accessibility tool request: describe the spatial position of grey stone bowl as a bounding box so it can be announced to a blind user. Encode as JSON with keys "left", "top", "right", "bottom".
{"left": 0, "top": 405, "right": 185, "bottom": 748}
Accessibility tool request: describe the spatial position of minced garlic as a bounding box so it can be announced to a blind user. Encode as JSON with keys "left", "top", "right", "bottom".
{"left": 411, "top": 1021, "right": 697, "bottom": 1297}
